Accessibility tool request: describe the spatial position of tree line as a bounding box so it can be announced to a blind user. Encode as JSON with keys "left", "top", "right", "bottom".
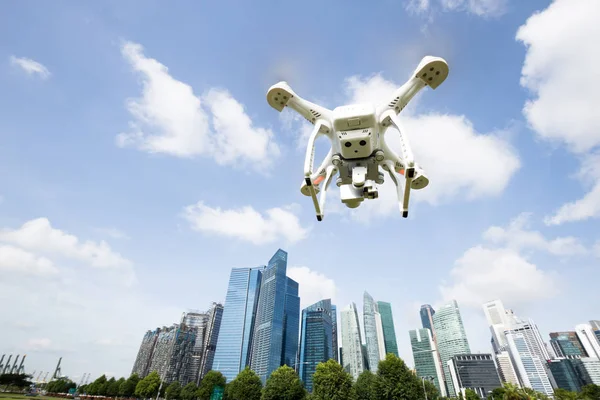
{"left": 22, "top": 353, "right": 600, "bottom": 400}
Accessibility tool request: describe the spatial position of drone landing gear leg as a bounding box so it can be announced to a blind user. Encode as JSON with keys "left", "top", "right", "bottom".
{"left": 383, "top": 160, "right": 410, "bottom": 218}
{"left": 316, "top": 165, "right": 337, "bottom": 221}
{"left": 304, "top": 122, "right": 332, "bottom": 221}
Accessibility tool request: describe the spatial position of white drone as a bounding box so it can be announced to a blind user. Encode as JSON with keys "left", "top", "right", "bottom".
{"left": 266, "top": 55, "right": 449, "bottom": 221}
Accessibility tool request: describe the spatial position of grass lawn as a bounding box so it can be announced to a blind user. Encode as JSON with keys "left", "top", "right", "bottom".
{"left": 0, "top": 393, "right": 55, "bottom": 400}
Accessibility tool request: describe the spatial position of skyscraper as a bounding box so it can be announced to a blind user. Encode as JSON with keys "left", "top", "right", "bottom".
{"left": 409, "top": 328, "right": 446, "bottom": 396}
{"left": 148, "top": 324, "right": 197, "bottom": 385}
{"left": 198, "top": 302, "right": 224, "bottom": 381}
{"left": 298, "top": 299, "right": 335, "bottom": 392}
{"left": 547, "top": 358, "right": 585, "bottom": 392}
{"left": 250, "top": 249, "right": 300, "bottom": 383}
{"left": 421, "top": 304, "right": 435, "bottom": 332}
{"left": 495, "top": 350, "right": 520, "bottom": 386}
{"left": 181, "top": 311, "right": 209, "bottom": 384}
{"left": 378, "top": 301, "right": 399, "bottom": 357}
{"left": 363, "top": 291, "right": 385, "bottom": 372}
{"left": 506, "top": 331, "right": 554, "bottom": 397}
{"left": 575, "top": 323, "right": 600, "bottom": 359}
{"left": 332, "top": 305, "right": 338, "bottom": 362}
{"left": 213, "top": 266, "right": 264, "bottom": 382}
{"left": 432, "top": 300, "right": 471, "bottom": 396}
{"left": 482, "top": 300, "right": 511, "bottom": 353}
{"left": 132, "top": 328, "right": 161, "bottom": 378}
{"left": 340, "top": 302, "right": 365, "bottom": 379}
{"left": 549, "top": 332, "right": 587, "bottom": 358}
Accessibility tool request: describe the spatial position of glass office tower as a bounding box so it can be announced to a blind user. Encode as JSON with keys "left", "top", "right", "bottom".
{"left": 432, "top": 300, "right": 471, "bottom": 396}
{"left": 332, "top": 305, "right": 338, "bottom": 362}
{"left": 298, "top": 299, "right": 334, "bottom": 392}
{"left": 364, "top": 291, "right": 385, "bottom": 372}
{"left": 250, "top": 249, "right": 300, "bottom": 383}
{"left": 340, "top": 302, "right": 365, "bottom": 379}
{"left": 550, "top": 332, "right": 588, "bottom": 358}
{"left": 421, "top": 304, "right": 436, "bottom": 332}
{"left": 378, "top": 301, "right": 399, "bottom": 357}
{"left": 213, "top": 266, "right": 264, "bottom": 382}
{"left": 410, "top": 328, "right": 447, "bottom": 396}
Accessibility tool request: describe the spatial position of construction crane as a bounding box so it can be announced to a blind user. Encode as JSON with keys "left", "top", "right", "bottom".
{"left": 52, "top": 357, "right": 62, "bottom": 380}
{"left": 16, "top": 354, "right": 26, "bottom": 374}
{"left": 2, "top": 355, "right": 12, "bottom": 374}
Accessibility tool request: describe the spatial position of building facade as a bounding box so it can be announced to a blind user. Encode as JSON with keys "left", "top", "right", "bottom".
{"left": 505, "top": 331, "right": 554, "bottom": 397}
{"left": 420, "top": 304, "right": 435, "bottom": 333}
{"left": 550, "top": 332, "right": 587, "bottom": 358}
{"left": 575, "top": 324, "right": 600, "bottom": 359}
{"left": 298, "top": 299, "right": 335, "bottom": 392}
{"left": 363, "top": 291, "right": 385, "bottom": 372}
{"left": 213, "top": 266, "right": 264, "bottom": 382}
{"left": 432, "top": 300, "right": 471, "bottom": 396}
{"left": 495, "top": 350, "right": 520, "bottom": 386}
{"left": 409, "top": 328, "right": 447, "bottom": 397}
{"left": 132, "top": 328, "right": 162, "bottom": 378}
{"left": 340, "top": 302, "right": 365, "bottom": 380}
{"left": 250, "top": 249, "right": 300, "bottom": 383}
{"left": 378, "top": 301, "right": 399, "bottom": 357}
{"left": 447, "top": 354, "right": 502, "bottom": 398}
{"left": 198, "top": 302, "right": 224, "bottom": 381}
{"left": 181, "top": 311, "right": 208, "bottom": 385}
{"left": 147, "top": 324, "right": 197, "bottom": 385}
{"left": 547, "top": 358, "right": 585, "bottom": 392}
{"left": 573, "top": 358, "right": 600, "bottom": 386}
{"left": 332, "top": 305, "right": 338, "bottom": 362}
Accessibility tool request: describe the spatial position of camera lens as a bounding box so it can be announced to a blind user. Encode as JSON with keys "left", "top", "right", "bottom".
{"left": 359, "top": 140, "right": 366, "bottom": 146}
{"left": 345, "top": 142, "right": 352, "bottom": 147}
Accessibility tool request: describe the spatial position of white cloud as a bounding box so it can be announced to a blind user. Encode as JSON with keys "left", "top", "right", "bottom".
{"left": 182, "top": 201, "right": 309, "bottom": 245}
{"left": 0, "top": 218, "right": 133, "bottom": 271}
{"left": 595, "top": 241, "right": 600, "bottom": 258}
{"left": 117, "top": 41, "right": 279, "bottom": 172}
{"left": 0, "top": 245, "right": 58, "bottom": 276}
{"left": 406, "top": 0, "right": 507, "bottom": 17}
{"left": 9, "top": 56, "right": 51, "bottom": 79}
{"left": 517, "top": 0, "right": 600, "bottom": 154}
{"left": 516, "top": 0, "right": 600, "bottom": 226}
{"left": 439, "top": 246, "right": 559, "bottom": 308}
{"left": 26, "top": 338, "right": 53, "bottom": 351}
{"left": 483, "top": 212, "right": 588, "bottom": 255}
{"left": 335, "top": 74, "right": 520, "bottom": 221}
{"left": 287, "top": 266, "right": 337, "bottom": 308}
{"left": 544, "top": 151, "right": 600, "bottom": 225}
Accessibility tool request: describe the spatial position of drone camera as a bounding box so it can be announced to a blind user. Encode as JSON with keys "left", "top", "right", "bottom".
{"left": 339, "top": 128, "right": 377, "bottom": 159}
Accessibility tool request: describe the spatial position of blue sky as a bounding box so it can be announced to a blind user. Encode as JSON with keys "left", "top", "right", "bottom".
{"left": 1, "top": 0, "right": 599, "bottom": 382}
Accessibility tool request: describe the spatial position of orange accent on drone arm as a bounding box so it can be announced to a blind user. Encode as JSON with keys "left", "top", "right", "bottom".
{"left": 313, "top": 175, "right": 325, "bottom": 185}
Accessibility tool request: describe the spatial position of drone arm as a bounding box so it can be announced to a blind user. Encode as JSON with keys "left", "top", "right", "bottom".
{"left": 267, "top": 81, "right": 333, "bottom": 125}
{"left": 381, "top": 110, "right": 415, "bottom": 171}
{"left": 383, "top": 160, "right": 411, "bottom": 218}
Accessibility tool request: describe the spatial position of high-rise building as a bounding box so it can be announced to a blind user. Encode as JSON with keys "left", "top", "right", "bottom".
{"left": 505, "top": 331, "right": 554, "bottom": 397}
{"left": 340, "top": 302, "right": 365, "bottom": 379}
{"left": 590, "top": 321, "right": 600, "bottom": 343}
{"left": 332, "top": 305, "right": 338, "bottom": 362}
{"left": 363, "top": 291, "right": 385, "bottom": 372}
{"left": 147, "top": 324, "right": 197, "bottom": 385}
{"left": 547, "top": 358, "right": 585, "bottom": 392}
{"left": 549, "top": 332, "right": 587, "bottom": 358}
{"left": 572, "top": 358, "right": 600, "bottom": 386}
{"left": 409, "top": 328, "right": 447, "bottom": 396}
{"left": 181, "top": 311, "right": 209, "bottom": 384}
{"left": 575, "top": 324, "right": 600, "bottom": 359}
{"left": 495, "top": 351, "right": 520, "bottom": 386}
{"left": 250, "top": 249, "right": 300, "bottom": 383}
{"left": 132, "top": 328, "right": 162, "bottom": 378}
{"left": 198, "top": 302, "right": 224, "bottom": 381}
{"left": 213, "top": 266, "right": 264, "bottom": 382}
{"left": 378, "top": 301, "right": 399, "bottom": 357}
{"left": 482, "top": 300, "right": 511, "bottom": 353}
{"left": 447, "top": 354, "right": 502, "bottom": 398}
{"left": 298, "top": 299, "right": 335, "bottom": 392}
{"left": 421, "top": 304, "right": 436, "bottom": 332}
{"left": 432, "top": 300, "right": 471, "bottom": 396}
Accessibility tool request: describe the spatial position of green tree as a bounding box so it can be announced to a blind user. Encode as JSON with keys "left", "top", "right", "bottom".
{"left": 581, "top": 385, "right": 600, "bottom": 400}
{"left": 225, "top": 367, "right": 262, "bottom": 400}
{"left": 261, "top": 365, "right": 306, "bottom": 400}
{"left": 373, "top": 353, "right": 423, "bottom": 400}
{"left": 120, "top": 373, "right": 141, "bottom": 397}
{"left": 311, "top": 359, "right": 354, "bottom": 400}
{"left": 464, "top": 389, "right": 480, "bottom": 400}
{"left": 553, "top": 388, "right": 578, "bottom": 400}
{"left": 354, "top": 370, "right": 377, "bottom": 400}
{"left": 181, "top": 382, "right": 198, "bottom": 400}
{"left": 166, "top": 381, "right": 182, "bottom": 400}
{"left": 502, "top": 383, "right": 527, "bottom": 400}
{"left": 423, "top": 379, "right": 440, "bottom": 400}
{"left": 0, "top": 373, "right": 33, "bottom": 389}
{"left": 88, "top": 374, "right": 109, "bottom": 396}
{"left": 135, "top": 371, "right": 161, "bottom": 399}
{"left": 106, "top": 377, "right": 120, "bottom": 397}
{"left": 491, "top": 387, "right": 506, "bottom": 400}
{"left": 197, "top": 371, "right": 226, "bottom": 400}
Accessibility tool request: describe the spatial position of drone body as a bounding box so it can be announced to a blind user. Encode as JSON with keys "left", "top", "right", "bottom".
{"left": 266, "top": 56, "right": 449, "bottom": 221}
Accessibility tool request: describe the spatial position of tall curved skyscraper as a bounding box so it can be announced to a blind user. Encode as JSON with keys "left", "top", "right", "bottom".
{"left": 340, "top": 302, "right": 365, "bottom": 379}
{"left": 363, "top": 291, "right": 385, "bottom": 372}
